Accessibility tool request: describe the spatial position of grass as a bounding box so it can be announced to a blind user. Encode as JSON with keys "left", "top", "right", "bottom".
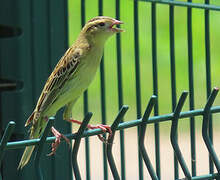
{"left": 68, "top": 0, "right": 220, "bottom": 133}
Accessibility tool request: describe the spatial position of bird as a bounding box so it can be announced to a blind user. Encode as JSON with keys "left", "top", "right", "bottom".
{"left": 18, "top": 16, "right": 124, "bottom": 169}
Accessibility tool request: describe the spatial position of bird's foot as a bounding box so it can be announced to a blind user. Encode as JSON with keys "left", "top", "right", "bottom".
{"left": 87, "top": 124, "right": 112, "bottom": 143}
{"left": 48, "top": 126, "right": 70, "bottom": 156}
{"left": 68, "top": 119, "right": 112, "bottom": 143}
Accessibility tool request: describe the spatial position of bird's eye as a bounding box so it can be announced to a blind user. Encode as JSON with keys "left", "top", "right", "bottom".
{"left": 99, "top": 22, "right": 105, "bottom": 27}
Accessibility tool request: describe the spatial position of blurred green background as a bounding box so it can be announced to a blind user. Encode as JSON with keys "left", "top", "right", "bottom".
{"left": 68, "top": 0, "right": 220, "bottom": 134}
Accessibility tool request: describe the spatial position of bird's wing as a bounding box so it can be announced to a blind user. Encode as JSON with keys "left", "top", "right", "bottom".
{"left": 37, "top": 48, "right": 83, "bottom": 113}
{"left": 25, "top": 47, "right": 83, "bottom": 126}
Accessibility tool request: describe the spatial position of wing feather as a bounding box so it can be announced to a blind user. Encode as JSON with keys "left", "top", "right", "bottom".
{"left": 35, "top": 48, "right": 82, "bottom": 115}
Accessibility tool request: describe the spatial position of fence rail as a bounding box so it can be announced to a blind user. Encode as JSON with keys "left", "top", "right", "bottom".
{"left": 1, "top": 0, "right": 220, "bottom": 179}
{"left": 0, "top": 88, "right": 220, "bottom": 179}
{"left": 139, "top": 0, "right": 220, "bottom": 11}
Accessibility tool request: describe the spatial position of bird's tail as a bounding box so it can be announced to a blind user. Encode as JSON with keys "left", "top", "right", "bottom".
{"left": 18, "top": 115, "right": 45, "bottom": 170}
{"left": 17, "top": 145, "right": 35, "bottom": 170}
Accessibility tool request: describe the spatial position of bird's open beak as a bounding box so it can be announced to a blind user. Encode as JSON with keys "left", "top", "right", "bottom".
{"left": 110, "top": 20, "right": 124, "bottom": 33}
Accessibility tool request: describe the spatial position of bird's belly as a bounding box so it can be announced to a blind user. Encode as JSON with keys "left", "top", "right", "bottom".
{"left": 65, "top": 52, "right": 102, "bottom": 96}
{"left": 64, "top": 64, "right": 98, "bottom": 99}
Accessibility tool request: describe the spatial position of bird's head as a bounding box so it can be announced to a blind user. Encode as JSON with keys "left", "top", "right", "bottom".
{"left": 81, "top": 16, "right": 124, "bottom": 45}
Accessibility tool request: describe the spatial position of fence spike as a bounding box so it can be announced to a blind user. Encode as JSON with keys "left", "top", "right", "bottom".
{"left": 138, "top": 95, "right": 158, "bottom": 180}
{"left": 72, "top": 112, "right": 93, "bottom": 180}
{"left": 202, "top": 87, "right": 220, "bottom": 174}
{"left": 106, "top": 105, "right": 129, "bottom": 180}
{"left": 170, "top": 91, "right": 192, "bottom": 179}
{"left": 34, "top": 117, "right": 54, "bottom": 180}
{"left": 0, "top": 121, "right": 16, "bottom": 166}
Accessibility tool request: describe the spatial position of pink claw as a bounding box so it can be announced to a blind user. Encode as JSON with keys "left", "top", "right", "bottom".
{"left": 48, "top": 126, "right": 70, "bottom": 156}
{"left": 68, "top": 119, "right": 112, "bottom": 143}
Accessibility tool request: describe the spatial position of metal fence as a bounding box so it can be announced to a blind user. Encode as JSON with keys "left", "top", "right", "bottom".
{"left": 1, "top": 0, "right": 220, "bottom": 180}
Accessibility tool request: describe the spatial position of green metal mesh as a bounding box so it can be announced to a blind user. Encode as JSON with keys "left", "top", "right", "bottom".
{"left": 1, "top": 0, "right": 220, "bottom": 180}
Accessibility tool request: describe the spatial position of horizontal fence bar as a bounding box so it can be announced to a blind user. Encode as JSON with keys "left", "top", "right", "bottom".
{"left": 191, "top": 173, "right": 219, "bottom": 180}
{"left": 1, "top": 91, "right": 220, "bottom": 180}
{"left": 5, "top": 105, "right": 220, "bottom": 150}
{"left": 180, "top": 172, "right": 220, "bottom": 180}
{"left": 138, "top": 0, "right": 220, "bottom": 11}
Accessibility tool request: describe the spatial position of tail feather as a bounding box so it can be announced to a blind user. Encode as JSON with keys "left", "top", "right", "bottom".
{"left": 18, "top": 146, "right": 35, "bottom": 170}
{"left": 18, "top": 112, "right": 36, "bottom": 170}
{"left": 25, "top": 111, "right": 35, "bottom": 127}
{"left": 18, "top": 115, "right": 46, "bottom": 170}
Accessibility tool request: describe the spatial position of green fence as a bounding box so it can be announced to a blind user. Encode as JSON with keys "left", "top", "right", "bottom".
{"left": 1, "top": 0, "right": 220, "bottom": 180}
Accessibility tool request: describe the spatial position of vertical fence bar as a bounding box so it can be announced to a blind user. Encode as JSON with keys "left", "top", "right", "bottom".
{"left": 107, "top": 106, "right": 129, "bottom": 180}
{"left": 169, "top": 3, "right": 178, "bottom": 179}
{"left": 202, "top": 88, "right": 220, "bottom": 174}
{"left": 81, "top": 1, "right": 91, "bottom": 179}
{"left": 81, "top": 2, "right": 86, "bottom": 111}
{"left": 46, "top": 0, "right": 52, "bottom": 72}
{"left": 30, "top": 0, "right": 36, "bottom": 107}
{"left": 151, "top": 2, "right": 161, "bottom": 178}
{"left": 115, "top": 0, "right": 126, "bottom": 179}
{"left": 187, "top": 0, "right": 196, "bottom": 176}
{"left": 0, "top": 121, "right": 15, "bottom": 165}
{"left": 133, "top": 1, "right": 143, "bottom": 180}
{"left": 34, "top": 118, "right": 54, "bottom": 180}
{"left": 139, "top": 96, "right": 158, "bottom": 180}
{"left": 98, "top": 1, "right": 108, "bottom": 179}
{"left": 0, "top": 121, "right": 15, "bottom": 180}
{"left": 170, "top": 92, "right": 192, "bottom": 179}
{"left": 204, "top": 0, "right": 213, "bottom": 174}
{"left": 72, "top": 113, "right": 93, "bottom": 180}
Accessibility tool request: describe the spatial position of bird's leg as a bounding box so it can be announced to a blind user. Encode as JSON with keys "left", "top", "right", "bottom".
{"left": 68, "top": 119, "right": 112, "bottom": 143}
{"left": 48, "top": 126, "right": 70, "bottom": 156}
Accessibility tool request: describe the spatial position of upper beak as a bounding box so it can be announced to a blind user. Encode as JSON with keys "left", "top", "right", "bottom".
{"left": 113, "top": 20, "right": 124, "bottom": 25}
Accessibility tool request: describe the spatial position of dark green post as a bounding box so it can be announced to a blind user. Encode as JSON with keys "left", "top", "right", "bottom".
{"left": 0, "top": 1, "right": 72, "bottom": 179}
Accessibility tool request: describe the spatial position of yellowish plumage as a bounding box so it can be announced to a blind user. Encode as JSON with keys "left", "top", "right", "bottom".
{"left": 18, "top": 16, "right": 123, "bottom": 169}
